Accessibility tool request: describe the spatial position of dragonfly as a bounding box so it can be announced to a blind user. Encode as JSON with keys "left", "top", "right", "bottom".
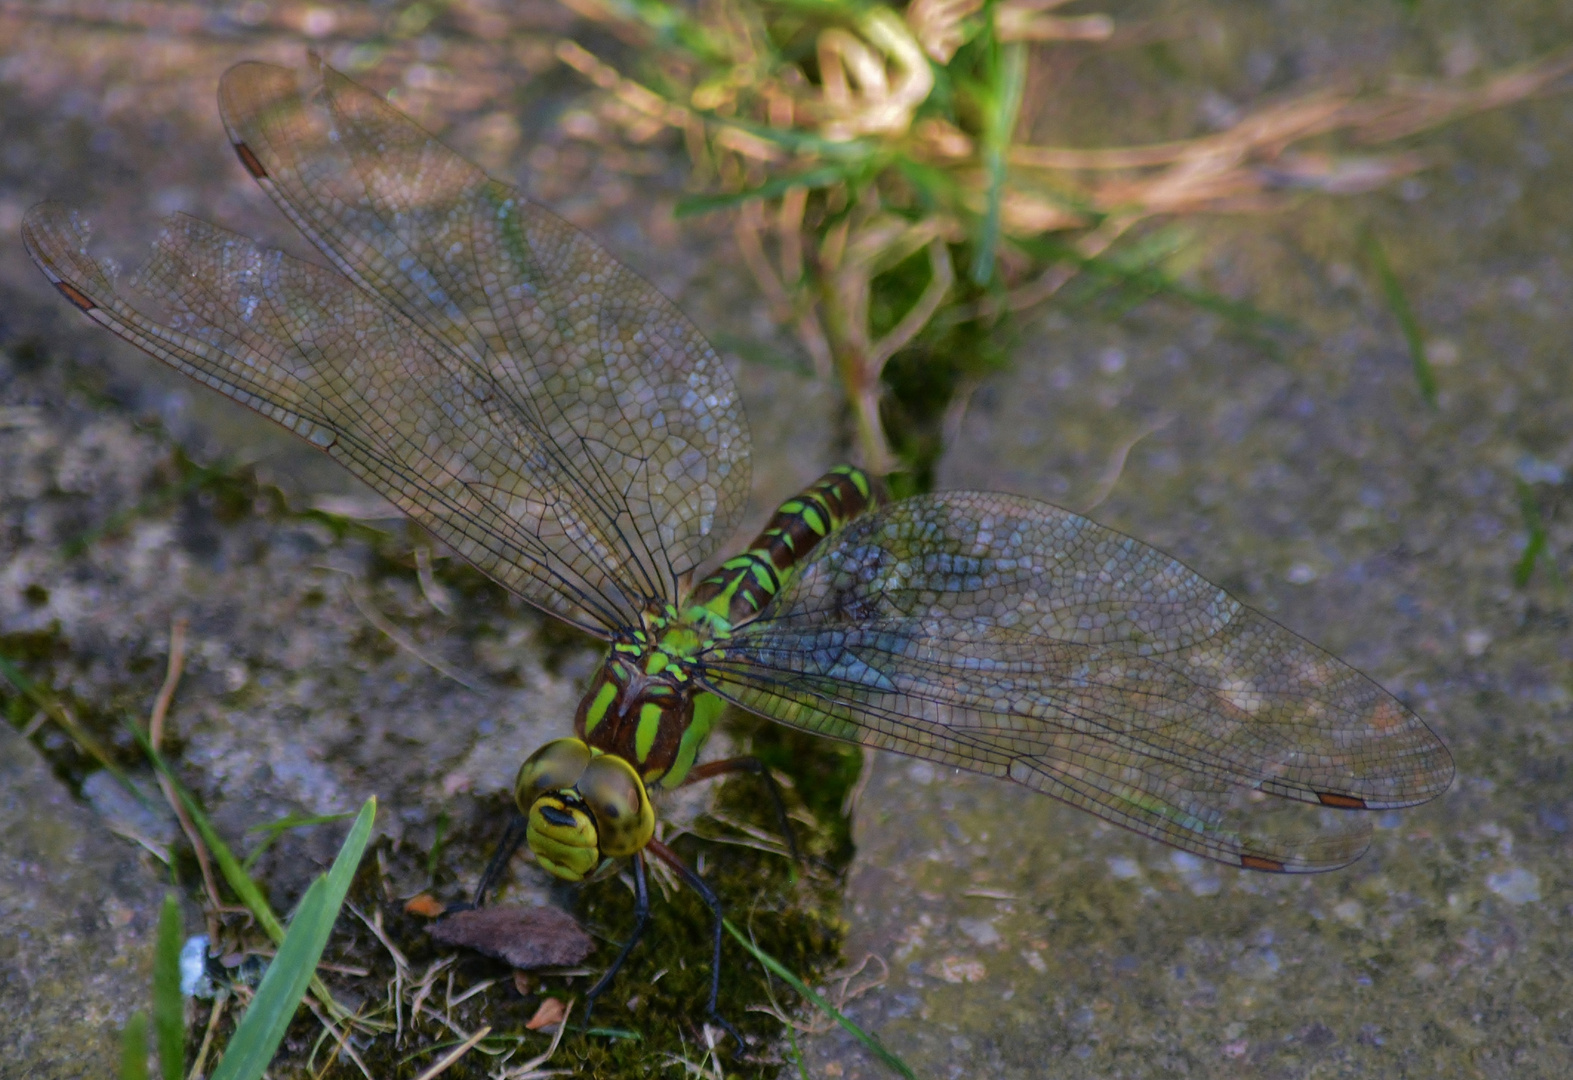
{"left": 24, "top": 58, "right": 1452, "bottom": 1041}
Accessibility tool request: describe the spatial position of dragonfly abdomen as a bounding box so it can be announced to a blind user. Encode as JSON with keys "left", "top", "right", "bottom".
{"left": 688, "top": 465, "right": 874, "bottom": 627}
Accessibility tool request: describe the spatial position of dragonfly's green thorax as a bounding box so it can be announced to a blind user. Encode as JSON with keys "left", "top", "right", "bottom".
{"left": 574, "top": 465, "right": 875, "bottom": 791}
{"left": 518, "top": 466, "right": 875, "bottom": 881}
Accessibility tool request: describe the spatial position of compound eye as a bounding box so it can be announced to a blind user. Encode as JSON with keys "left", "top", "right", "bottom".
{"left": 514, "top": 738, "right": 592, "bottom": 814}
{"left": 578, "top": 754, "right": 655, "bottom": 858}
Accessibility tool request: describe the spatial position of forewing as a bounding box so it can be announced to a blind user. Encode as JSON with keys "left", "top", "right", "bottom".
{"left": 216, "top": 60, "right": 750, "bottom": 609}
{"left": 702, "top": 492, "right": 1453, "bottom": 872}
{"left": 26, "top": 206, "right": 622, "bottom": 632}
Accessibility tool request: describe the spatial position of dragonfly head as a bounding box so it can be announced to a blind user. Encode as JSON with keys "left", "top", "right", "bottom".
{"left": 513, "top": 738, "right": 655, "bottom": 882}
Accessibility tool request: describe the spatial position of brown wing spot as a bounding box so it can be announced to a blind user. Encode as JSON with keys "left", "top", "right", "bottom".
{"left": 1240, "top": 854, "right": 1286, "bottom": 872}
{"left": 54, "top": 280, "right": 97, "bottom": 313}
{"left": 233, "top": 141, "right": 269, "bottom": 180}
{"left": 1316, "top": 791, "right": 1368, "bottom": 810}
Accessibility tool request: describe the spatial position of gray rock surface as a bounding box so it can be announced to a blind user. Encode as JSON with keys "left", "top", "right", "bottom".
{"left": 0, "top": 723, "right": 167, "bottom": 1078}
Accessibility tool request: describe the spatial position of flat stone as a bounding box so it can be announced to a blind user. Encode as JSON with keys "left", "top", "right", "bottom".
{"left": 0, "top": 724, "right": 167, "bottom": 1079}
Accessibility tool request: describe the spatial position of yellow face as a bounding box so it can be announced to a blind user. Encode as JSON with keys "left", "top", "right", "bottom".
{"left": 513, "top": 738, "right": 656, "bottom": 882}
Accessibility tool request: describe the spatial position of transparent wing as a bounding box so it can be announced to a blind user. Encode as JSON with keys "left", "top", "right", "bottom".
{"left": 23, "top": 58, "right": 750, "bottom": 634}
{"left": 701, "top": 492, "right": 1453, "bottom": 872}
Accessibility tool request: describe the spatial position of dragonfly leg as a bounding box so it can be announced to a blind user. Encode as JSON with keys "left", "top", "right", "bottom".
{"left": 466, "top": 811, "right": 530, "bottom": 909}
{"left": 583, "top": 849, "right": 651, "bottom": 1026}
{"left": 681, "top": 756, "right": 802, "bottom": 865}
{"left": 646, "top": 837, "right": 744, "bottom": 1050}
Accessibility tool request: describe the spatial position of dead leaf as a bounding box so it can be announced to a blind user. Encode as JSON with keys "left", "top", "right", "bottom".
{"left": 526, "top": 997, "right": 567, "bottom": 1031}
{"left": 404, "top": 893, "right": 446, "bottom": 918}
{"left": 430, "top": 906, "right": 594, "bottom": 969}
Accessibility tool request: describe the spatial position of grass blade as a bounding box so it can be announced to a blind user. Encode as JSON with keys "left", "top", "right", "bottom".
{"left": 243, "top": 811, "right": 357, "bottom": 872}
{"left": 723, "top": 918, "right": 916, "bottom": 1079}
{"left": 0, "top": 652, "right": 135, "bottom": 788}
{"left": 1009, "top": 233, "right": 1295, "bottom": 339}
{"left": 1362, "top": 227, "right": 1437, "bottom": 408}
{"left": 676, "top": 164, "right": 857, "bottom": 218}
{"left": 1514, "top": 479, "right": 1552, "bottom": 587}
{"left": 137, "top": 733, "right": 285, "bottom": 943}
{"left": 209, "top": 798, "right": 375, "bottom": 1080}
{"left": 120, "top": 1011, "right": 150, "bottom": 1080}
{"left": 152, "top": 895, "right": 185, "bottom": 1080}
{"left": 971, "top": 38, "right": 1028, "bottom": 285}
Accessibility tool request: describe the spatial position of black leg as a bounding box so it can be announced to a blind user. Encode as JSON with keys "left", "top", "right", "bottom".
{"left": 465, "top": 811, "right": 530, "bottom": 910}
{"left": 682, "top": 755, "right": 803, "bottom": 865}
{"left": 646, "top": 838, "right": 743, "bottom": 1050}
{"left": 583, "top": 849, "right": 651, "bottom": 1026}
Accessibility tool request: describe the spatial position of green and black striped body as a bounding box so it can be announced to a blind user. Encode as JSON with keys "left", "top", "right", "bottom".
{"left": 520, "top": 466, "right": 874, "bottom": 879}
{"left": 687, "top": 464, "right": 875, "bottom": 630}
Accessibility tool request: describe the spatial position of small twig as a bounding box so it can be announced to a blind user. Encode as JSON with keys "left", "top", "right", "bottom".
{"left": 750, "top": 951, "right": 889, "bottom": 1034}
{"left": 842, "top": 747, "right": 875, "bottom": 820}
{"left": 348, "top": 901, "right": 412, "bottom": 974}
{"left": 448, "top": 978, "right": 501, "bottom": 1008}
{"left": 411, "top": 1023, "right": 493, "bottom": 1080}
{"left": 145, "top": 617, "right": 229, "bottom": 926}
{"left": 701, "top": 809, "right": 796, "bottom": 860}
{"left": 414, "top": 546, "right": 454, "bottom": 616}
{"left": 415, "top": 1001, "right": 477, "bottom": 1042}
{"left": 310, "top": 1006, "right": 362, "bottom": 1080}
{"left": 147, "top": 616, "right": 186, "bottom": 747}
{"left": 495, "top": 998, "right": 576, "bottom": 1079}
{"left": 326, "top": 569, "right": 481, "bottom": 691}
{"left": 186, "top": 993, "right": 227, "bottom": 1080}
{"left": 304, "top": 996, "right": 376, "bottom": 1080}
{"left": 1078, "top": 414, "right": 1174, "bottom": 513}
{"left": 409, "top": 956, "right": 457, "bottom": 1035}
{"left": 867, "top": 237, "right": 954, "bottom": 371}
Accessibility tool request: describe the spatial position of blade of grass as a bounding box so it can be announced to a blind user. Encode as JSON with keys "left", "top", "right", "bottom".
{"left": 1362, "top": 227, "right": 1437, "bottom": 409}
{"left": 209, "top": 798, "right": 375, "bottom": 1080}
{"left": 706, "top": 112, "right": 879, "bottom": 161}
{"left": 0, "top": 652, "right": 136, "bottom": 793}
{"left": 152, "top": 895, "right": 185, "bottom": 1080}
{"left": 722, "top": 918, "right": 916, "bottom": 1080}
{"left": 1514, "top": 479, "right": 1552, "bottom": 587}
{"left": 134, "top": 730, "right": 284, "bottom": 943}
{"left": 675, "top": 164, "right": 860, "bottom": 218}
{"left": 971, "top": 36, "right": 1028, "bottom": 285}
{"left": 1008, "top": 234, "right": 1296, "bottom": 339}
{"left": 130, "top": 727, "right": 355, "bottom": 1024}
{"left": 121, "top": 1011, "right": 150, "bottom": 1080}
{"left": 243, "top": 811, "right": 358, "bottom": 873}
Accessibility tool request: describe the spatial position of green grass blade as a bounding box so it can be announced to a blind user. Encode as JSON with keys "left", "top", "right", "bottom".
{"left": 1514, "top": 479, "right": 1549, "bottom": 587}
{"left": 971, "top": 39, "right": 1028, "bottom": 285}
{"left": 152, "top": 895, "right": 185, "bottom": 1080}
{"left": 702, "top": 113, "right": 878, "bottom": 161}
{"left": 723, "top": 919, "right": 916, "bottom": 1079}
{"left": 243, "top": 811, "right": 357, "bottom": 873}
{"left": 675, "top": 164, "right": 858, "bottom": 218}
{"left": 135, "top": 732, "right": 285, "bottom": 943}
{"left": 209, "top": 798, "right": 375, "bottom": 1080}
{"left": 120, "top": 1011, "right": 150, "bottom": 1080}
{"left": 0, "top": 652, "right": 136, "bottom": 789}
{"left": 1008, "top": 233, "right": 1295, "bottom": 339}
{"left": 1362, "top": 228, "right": 1437, "bottom": 408}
